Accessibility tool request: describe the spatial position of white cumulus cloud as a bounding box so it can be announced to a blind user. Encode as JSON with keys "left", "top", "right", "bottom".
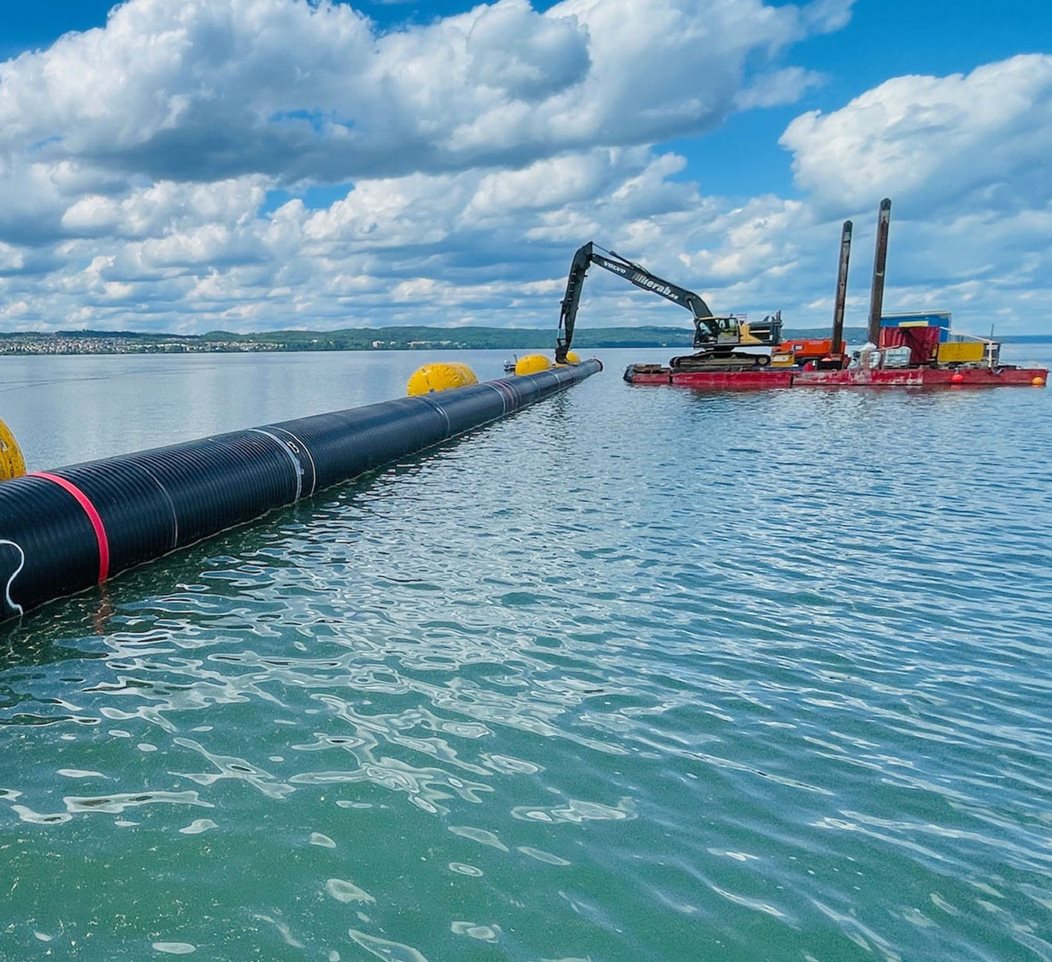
{"left": 781, "top": 54, "right": 1052, "bottom": 215}
{"left": 0, "top": 1, "right": 1048, "bottom": 337}
{"left": 0, "top": 0, "right": 832, "bottom": 185}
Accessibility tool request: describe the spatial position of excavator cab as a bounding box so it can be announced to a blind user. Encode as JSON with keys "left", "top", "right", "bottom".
{"left": 694, "top": 312, "right": 783, "bottom": 349}
{"left": 716, "top": 317, "right": 742, "bottom": 345}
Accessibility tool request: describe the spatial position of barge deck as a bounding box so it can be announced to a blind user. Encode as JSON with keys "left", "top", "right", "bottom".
{"left": 624, "top": 365, "right": 1048, "bottom": 390}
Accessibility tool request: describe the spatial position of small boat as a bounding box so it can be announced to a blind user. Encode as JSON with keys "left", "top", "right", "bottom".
{"left": 503, "top": 356, "right": 517, "bottom": 373}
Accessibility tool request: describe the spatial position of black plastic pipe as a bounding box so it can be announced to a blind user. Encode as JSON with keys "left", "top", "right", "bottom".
{"left": 0, "top": 361, "right": 601, "bottom": 622}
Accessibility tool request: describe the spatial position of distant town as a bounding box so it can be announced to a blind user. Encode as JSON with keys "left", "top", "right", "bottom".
{"left": 0, "top": 332, "right": 283, "bottom": 355}
{"left": 0, "top": 326, "right": 1044, "bottom": 356}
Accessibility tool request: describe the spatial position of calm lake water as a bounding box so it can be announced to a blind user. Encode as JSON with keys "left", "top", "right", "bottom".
{"left": 1, "top": 347, "right": 1051, "bottom": 962}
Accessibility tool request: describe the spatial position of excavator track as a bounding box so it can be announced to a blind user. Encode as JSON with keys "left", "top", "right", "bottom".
{"left": 668, "top": 352, "right": 772, "bottom": 372}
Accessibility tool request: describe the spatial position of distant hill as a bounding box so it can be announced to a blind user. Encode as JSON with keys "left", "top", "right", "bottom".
{"left": 199, "top": 324, "right": 874, "bottom": 348}
{"left": 198, "top": 325, "right": 703, "bottom": 350}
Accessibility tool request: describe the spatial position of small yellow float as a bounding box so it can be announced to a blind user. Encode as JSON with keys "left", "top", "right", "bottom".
{"left": 0, "top": 419, "right": 25, "bottom": 480}
{"left": 514, "top": 355, "right": 552, "bottom": 376}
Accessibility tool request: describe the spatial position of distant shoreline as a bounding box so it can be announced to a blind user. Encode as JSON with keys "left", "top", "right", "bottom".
{"left": 0, "top": 326, "right": 1048, "bottom": 356}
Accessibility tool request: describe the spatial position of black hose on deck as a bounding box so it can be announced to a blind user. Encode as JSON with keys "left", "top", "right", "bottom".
{"left": 0, "top": 361, "right": 601, "bottom": 621}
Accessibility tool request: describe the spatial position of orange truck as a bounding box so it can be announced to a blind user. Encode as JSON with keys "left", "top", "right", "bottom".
{"left": 771, "top": 337, "right": 844, "bottom": 367}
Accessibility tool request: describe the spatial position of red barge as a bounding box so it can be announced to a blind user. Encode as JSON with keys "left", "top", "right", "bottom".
{"left": 624, "top": 363, "right": 1048, "bottom": 390}
{"left": 621, "top": 201, "right": 1048, "bottom": 391}
{"left": 624, "top": 303, "right": 1048, "bottom": 390}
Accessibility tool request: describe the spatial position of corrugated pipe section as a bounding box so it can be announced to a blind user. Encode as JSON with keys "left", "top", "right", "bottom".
{"left": 0, "top": 361, "right": 601, "bottom": 621}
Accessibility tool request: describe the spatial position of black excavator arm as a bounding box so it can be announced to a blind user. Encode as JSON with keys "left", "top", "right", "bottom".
{"left": 556, "top": 242, "right": 718, "bottom": 363}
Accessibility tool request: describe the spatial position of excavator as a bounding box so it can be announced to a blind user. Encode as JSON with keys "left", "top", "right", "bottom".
{"left": 554, "top": 242, "right": 783, "bottom": 370}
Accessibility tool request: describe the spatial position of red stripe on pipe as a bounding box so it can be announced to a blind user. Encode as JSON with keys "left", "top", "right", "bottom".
{"left": 29, "top": 472, "right": 110, "bottom": 584}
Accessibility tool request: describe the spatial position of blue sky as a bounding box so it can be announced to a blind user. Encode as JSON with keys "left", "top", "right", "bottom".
{"left": 0, "top": 0, "right": 1049, "bottom": 335}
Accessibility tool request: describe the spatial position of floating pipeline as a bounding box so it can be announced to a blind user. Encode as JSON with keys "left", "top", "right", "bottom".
{"left": 0, "top": 360, "right": 601, "bottom": 622}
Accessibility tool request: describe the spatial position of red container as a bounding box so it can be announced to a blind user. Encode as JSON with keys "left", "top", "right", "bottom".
{"left": 879, "top": 326, "right": 940, "bottom": 365}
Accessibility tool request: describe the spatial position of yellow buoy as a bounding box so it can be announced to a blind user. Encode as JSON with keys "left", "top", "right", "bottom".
{"left": 0, "top": 418, "right": 25, "bottom": 480}
{"left": 406, "top": 362, "right": 479, "bottom": 396}
{"left": 514, "top": 354, "right": 552, "bottom": 376}
{"left": 1032, "top": 376, "right": 1046, "bottom": 387}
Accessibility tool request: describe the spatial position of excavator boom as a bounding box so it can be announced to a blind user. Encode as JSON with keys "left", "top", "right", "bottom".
{"left": 587, "top": 249, "right": 714, "bottom": 318}
{"left": 556, "top": 242, "right": 715, "bottom": 362}
{"left": 555, "top": 241, "right": 781, "bottom": 367}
